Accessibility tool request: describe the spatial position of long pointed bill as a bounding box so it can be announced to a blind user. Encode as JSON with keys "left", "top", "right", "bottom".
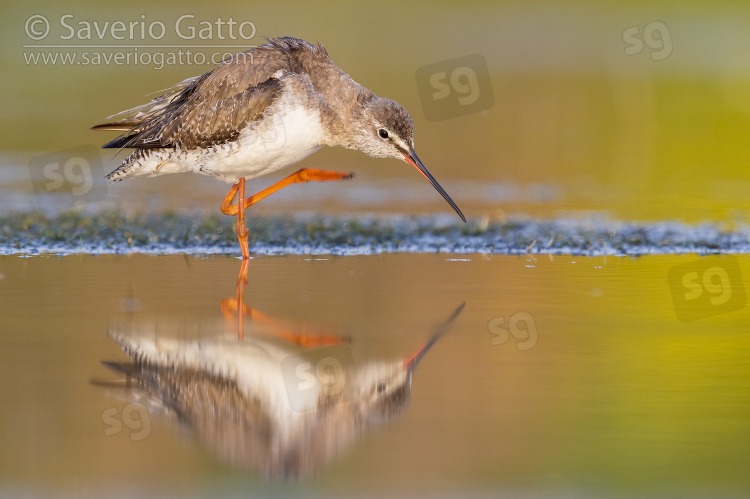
{"left": 403, "top": 302, "right": 466, "bottom": 370}
{"left": 402, "top": 150, "right": 466, "bottom": 223}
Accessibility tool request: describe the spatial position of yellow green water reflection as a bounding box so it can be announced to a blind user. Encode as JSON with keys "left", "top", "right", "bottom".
{"left": 0, "top": 254, "right": 747, "bottom": 496}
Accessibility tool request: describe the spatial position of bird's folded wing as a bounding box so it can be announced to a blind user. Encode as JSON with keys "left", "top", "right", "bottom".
{"left": 94, "top": 45, "right": 297, "bottom": 150}
{"left": 92, "top": 38, "right": 330, "bottom": 151}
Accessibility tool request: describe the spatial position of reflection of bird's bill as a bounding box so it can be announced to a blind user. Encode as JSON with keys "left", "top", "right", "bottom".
{"left": 402, "top": 150, "right": 466, "bottom": 223}
{"left": 403, "top": 302, "right": 466, "bottom": 369}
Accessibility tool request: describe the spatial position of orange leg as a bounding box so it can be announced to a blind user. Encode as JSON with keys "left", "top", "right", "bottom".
{"left": 220, "top": 168, "right": 351, "bottom": 338}
{"left": 236, "top": 258, "right": 250, "bottom": 339}
{"left": 220, "top": 168, "right": 353, "bottom": 258}
{"left": 220, "top": 259, "right": 250, "bottom": 340}
{"left": 220, "top": 299, "right": 348, "bottom": 346}
{"left": 248, "top": 308, "right": 349, "bottom": 347}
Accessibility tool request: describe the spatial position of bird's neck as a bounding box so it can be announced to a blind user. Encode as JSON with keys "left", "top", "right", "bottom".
{"left": 319, "top": 83, "right": 375, "bottom": 149}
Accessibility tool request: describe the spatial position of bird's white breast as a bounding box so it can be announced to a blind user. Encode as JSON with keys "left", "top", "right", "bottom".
{"left": 196, "top": 95, "right": 326, "bottom": 183}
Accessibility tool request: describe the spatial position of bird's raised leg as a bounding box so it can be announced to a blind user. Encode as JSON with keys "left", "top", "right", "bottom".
{"left": 220, "top": 168, "right": 353, "bottom": 258}
{"left": 237, "top": 168, "right": 353, "bottom": 211}
{"left": 220, "top": 169, "right": 353, "bottom": 339}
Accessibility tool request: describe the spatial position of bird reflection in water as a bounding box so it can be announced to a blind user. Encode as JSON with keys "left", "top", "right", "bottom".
{"left": 97, "top": 265, "right": 465, "bottom": 479}
{"left": 222, "top": 259, "right": 347, "bottom": 345}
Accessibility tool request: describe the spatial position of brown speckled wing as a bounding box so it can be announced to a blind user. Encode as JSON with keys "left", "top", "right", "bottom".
{"left": 95, "top": 38, "right": 325, "bottom": 151}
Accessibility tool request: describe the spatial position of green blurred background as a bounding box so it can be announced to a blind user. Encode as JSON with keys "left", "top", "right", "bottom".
{"left": 3, "top": 3, "right": 750, "bottom": 496}
{"left": 4, "top": 0, "right": 750, "bottom": 223}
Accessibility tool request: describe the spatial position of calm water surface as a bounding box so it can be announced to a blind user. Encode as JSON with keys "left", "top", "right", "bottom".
{"left": 4, "top": 1, "right": 750, "bottom": 497}
{"left": 0, "top": 253, "right": 748, "bottom": 498}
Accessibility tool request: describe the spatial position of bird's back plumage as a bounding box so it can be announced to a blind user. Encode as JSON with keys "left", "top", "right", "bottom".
{"left": 94, "top": 37, "right": 351, "bottom": 182}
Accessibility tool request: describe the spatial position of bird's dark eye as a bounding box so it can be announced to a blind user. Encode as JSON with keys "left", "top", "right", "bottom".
{"left": 377, "top": 383, "right": 386, "bottom": 393}
{"left": 378, "top": 129, "right": 389, "bottom": 139}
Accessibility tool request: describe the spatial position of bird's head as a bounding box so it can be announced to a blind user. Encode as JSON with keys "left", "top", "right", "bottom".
{"left": 348, "top": 96, "right": 466, "bottom": 222}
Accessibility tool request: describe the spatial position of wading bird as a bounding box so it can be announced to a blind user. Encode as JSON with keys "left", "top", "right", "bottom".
{"left": 93, "top": 37, "right": 466, "bottom": 259}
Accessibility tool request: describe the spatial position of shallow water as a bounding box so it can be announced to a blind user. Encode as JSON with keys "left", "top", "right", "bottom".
{"left": 5, "top": 2, "right": 750, "bottom": 496}
{"left": 1, "top": 253, "right": 748, "bottom": 498}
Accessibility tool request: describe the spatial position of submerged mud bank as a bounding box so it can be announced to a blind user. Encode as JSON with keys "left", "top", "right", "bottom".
{"left": 1, "top": 211, "right": 749, "bottom": 256}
